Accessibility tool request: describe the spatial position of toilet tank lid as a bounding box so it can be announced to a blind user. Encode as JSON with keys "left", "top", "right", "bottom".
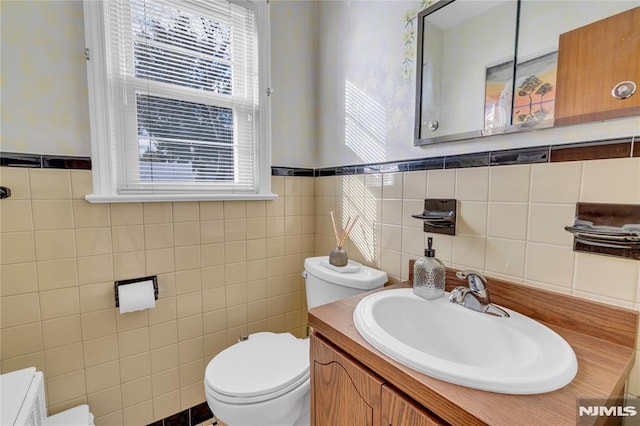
{"left": 304, "top": 256, "right": 388, "bottom": 290}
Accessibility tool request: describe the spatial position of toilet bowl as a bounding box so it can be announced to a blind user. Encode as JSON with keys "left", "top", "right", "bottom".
{"left": 204, "top": 256, "right": 387, "bottom": 426}
{"left": 204, "top": 332, "right": 310, "bottom": 426}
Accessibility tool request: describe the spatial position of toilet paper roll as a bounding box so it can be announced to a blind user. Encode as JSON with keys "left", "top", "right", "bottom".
{"left": 118, "top": 280, "right": 156, "bottom": 314}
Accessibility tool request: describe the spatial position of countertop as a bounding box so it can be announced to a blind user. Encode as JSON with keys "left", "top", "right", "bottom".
{"left": 308, "top": 272, "right": 638, "bottom": 426}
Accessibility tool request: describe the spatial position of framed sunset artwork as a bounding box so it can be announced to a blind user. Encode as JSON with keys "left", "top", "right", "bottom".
{"left": 484, "top": 50, "right": 558, "bottom": 132}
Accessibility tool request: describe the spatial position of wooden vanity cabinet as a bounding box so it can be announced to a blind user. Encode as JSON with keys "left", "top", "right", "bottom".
{"left": 310, "top": 333, "right": 383, "bottom": 425}
{"left": 381, "top": 385, "right": 443, "bottom": 426}
{"left": 554, "top": 6, "right": 640, "bottom": 126}
{"left": 310, "top": 333, "right": 445, "bottom": 426}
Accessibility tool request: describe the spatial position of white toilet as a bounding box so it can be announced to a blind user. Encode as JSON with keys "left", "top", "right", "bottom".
{"left": 204, "top": 256, "right": 388, "bottom": 426}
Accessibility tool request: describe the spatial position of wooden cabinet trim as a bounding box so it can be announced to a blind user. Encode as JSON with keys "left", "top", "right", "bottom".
{"left": 311, "top": 334, "right": 385, "bottom": 426}
{"left": 555, "top": 7, "right": 640, "bottom": 126}
{"left": 381, "top": 384, "right": 446, "bottom": 426}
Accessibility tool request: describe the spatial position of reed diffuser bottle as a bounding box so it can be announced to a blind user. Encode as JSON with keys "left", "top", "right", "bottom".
{"left": 413, "top": 237, "right": 445, "bottom": 299}
{"left": 329, "top": 211, "right": 359, "bottom": 267}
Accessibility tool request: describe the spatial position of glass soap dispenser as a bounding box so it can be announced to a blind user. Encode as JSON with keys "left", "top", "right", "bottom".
{"left": 413, "top": 237, "right": 446, "bottom": 299}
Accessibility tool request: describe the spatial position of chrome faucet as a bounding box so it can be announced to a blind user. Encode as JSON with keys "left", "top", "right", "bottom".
{"left": 449, "top": 271, "right": 509, "bottom": 317}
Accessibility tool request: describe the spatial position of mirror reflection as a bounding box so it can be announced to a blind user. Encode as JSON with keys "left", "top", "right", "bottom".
{"left": 416, "top": 0, "right": 518, "bottom": 142}
{"left": 415, "top": 0, "right": 640, "bottom": 146}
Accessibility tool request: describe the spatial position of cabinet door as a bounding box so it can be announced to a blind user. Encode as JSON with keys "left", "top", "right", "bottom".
{"left": 381, "top": 385, "right": 445, "bottom": 426}
{"left": 555, "top": 7, "right": 640, "bottom": 126}
{"left": 310, "top": 334, "right": 384, "bottom": 426}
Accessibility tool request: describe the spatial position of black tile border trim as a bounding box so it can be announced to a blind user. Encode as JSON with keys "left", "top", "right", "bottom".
{"left": 42, "top": 155, "right": 92, "bottom": 170}
{"left": 407, "top": 157, "right": 445, "bottom": 171}
{"left": 271, "top": 166, "right": 315, "bottom": 177}
{"left": 1, "top": 135, "right": 637, "bottom": 176}
{"left": 0, "top": 152, "right": 44, "bottom": 168}
{"left": 146, "top": 402, "right": 214, "bottom": 426}
{"left": 189, "top": 401, "right": 215, "bottom": 425}
{"left": 315, "top": 136, "right": 635, "bottom": 176}
{"left": 0, "top": 152, "right": 91, "bottom": 169}
{"left": 444, "top": 151, "right": 491, "bottom": 169}
{"left": 490, "top": 146, "right": 550, "bottom": 166}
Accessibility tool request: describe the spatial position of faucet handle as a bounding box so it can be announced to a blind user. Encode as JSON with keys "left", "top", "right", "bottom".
{"left": 455, "top": 270, "right": 488, "bottom": 292}
{"left": 451, "top": 271, "right": 509, "bottom": 317}
{"left": 448, "top": 286, "right": 468, "bottom": 304}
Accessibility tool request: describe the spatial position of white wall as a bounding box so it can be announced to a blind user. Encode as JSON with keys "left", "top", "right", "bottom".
{"left": 0, "top": 0, "right": 318, "bottom": 168}
{"left": 1, "top": 1, "right": 90, "bottom": 156}
{"left": 316, "top": 0, "right": 640, "bottom": 168}
{"left": 517, "top": 1, "right": 637, "bottom": 58}
{"left": 270, "top": 0, "right": 318, "bottom": 168}
{"left": 2, "top": 1, "right": 638, "bottom": 167}
{"left": 317, "top": 0, "right": 422, "bottom": 168}
{"left": 436, "top": 0, "right": 516, "bottom": 136}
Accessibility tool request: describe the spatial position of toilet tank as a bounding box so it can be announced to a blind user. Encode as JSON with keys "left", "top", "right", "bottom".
{"left": 303, "top": 256, "right": 388, "bottom": 309}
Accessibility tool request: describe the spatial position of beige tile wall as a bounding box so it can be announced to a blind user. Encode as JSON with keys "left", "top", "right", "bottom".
{"left": 314, "top": 157, "right": 640, "bottom": 395}
{"left": 0, "top": 168, "right": 314, "bottom": 425}
{"left": 1, "top": 157, "right": 639, "bottom": 421}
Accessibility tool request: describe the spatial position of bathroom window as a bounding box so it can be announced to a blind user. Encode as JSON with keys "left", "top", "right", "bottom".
{"left": 83, "top": 0, "right": 274, "bottom": 202}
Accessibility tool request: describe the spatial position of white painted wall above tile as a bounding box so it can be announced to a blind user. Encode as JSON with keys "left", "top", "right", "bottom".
{"left": 1, "top": 1, "right": 90, "bottom": 156}
{"left": 315, "top": 1, "right": 640, "bottom": 167}
{"left": 1, "top": 0, "right": 317, "bottom": 168}
{"left": 270, "top": 0, "right": 318, "bottom": 168}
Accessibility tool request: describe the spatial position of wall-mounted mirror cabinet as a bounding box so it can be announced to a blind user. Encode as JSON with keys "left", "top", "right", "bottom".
{"left": 415, "top": 0, "right": 640, "bottom": 146}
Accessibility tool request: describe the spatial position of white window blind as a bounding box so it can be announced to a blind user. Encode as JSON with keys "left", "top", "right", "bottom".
{"left": 84, "top": 0, "right": 273, "bottom": 202}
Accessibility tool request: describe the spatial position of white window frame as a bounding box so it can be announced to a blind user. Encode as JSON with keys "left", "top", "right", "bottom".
{"left": 83, "top": 0, "right": 275, "bottom": 202}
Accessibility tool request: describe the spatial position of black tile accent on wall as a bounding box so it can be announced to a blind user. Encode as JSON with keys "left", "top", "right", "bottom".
{"left": 145, "top": 402, "right": 215, "bottom": 426}
{"left": 336, "top": 165, "right": 368, "bottom": 175}
{"left": 315, "top": 167, "right": 337, "bottom": 177}
{"left": 0, "top": 152, "right": 43, "bottom": 168}
{"left": 490, "top": 146, "right": 549, "bottom": 166}
{"left": 407, "top": 157, "right": 445, "bottom": 171}
{"left": 362, "top": 165, "right": 381, "bottom": 174}
{"left": 271, "top": 167, "right": 314, "bottom": 176}
{"left": 2, "top": 134, "right": 638, "bottom": 176}
{"left": 378, "top": 162, "right": 407, "bottom": 173}
{"left": 444, "top": 152, "right": 490, "bottom": 169}
{"left": 0, "top": 152, "right": 93, "bottom": 169}
{"left": 42, "top": 155, "right": 92, "bottom": 170}
{"left": 271, "top": 167, "right": 292, "bottom": 176}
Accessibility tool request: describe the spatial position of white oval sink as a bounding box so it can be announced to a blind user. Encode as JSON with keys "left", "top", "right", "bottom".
{"left": 353, "top": 288, "right": 577, "bottom": 394}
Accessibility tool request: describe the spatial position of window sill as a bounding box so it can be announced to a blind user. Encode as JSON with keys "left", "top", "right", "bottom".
{"left": 85, "top": 192, "right": 278, "bottom": 203}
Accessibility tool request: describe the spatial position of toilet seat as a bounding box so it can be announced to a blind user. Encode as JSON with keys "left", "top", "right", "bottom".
{"left": 205, "top": 332, "right": 310, "bottom": 404}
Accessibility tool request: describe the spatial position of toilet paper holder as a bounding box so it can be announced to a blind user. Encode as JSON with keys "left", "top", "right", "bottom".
{"left": 115, "top": 276, "right": 159, "bottom": 307}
